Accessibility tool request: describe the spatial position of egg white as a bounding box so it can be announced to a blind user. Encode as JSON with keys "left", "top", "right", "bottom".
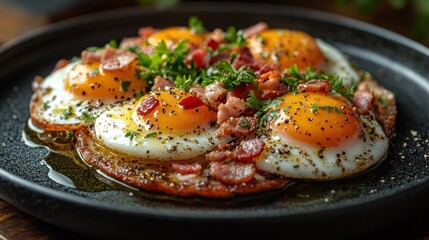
{"left": 316, "top": 39, "right": 359, "bottom": 88}
{"left": 34, "top": 61, "right": 109, "bottom": 126}
{"left": 94, "top": 101, "right": 231, "bottom": 160}
{"left": 255, "top": 113, "right": 388, "bottom": 180}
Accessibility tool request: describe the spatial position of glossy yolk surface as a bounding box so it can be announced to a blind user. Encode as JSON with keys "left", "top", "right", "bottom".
{"left": 146, "top": 27, "right": 206, "bottom": 47}
{"left": 136, "top": 90, "right": 217, "bottom": 133}
{"left": 271, "top": 93, "right": 361, "bottom": 147}
{"left": 65, "top": 61, "right": 146, "bottom": 100}
{"left": 247, "top": 29, "right": 324, "bottom": 71}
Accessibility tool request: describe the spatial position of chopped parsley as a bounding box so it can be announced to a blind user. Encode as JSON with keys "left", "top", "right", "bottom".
{"left": 311, "top": 104, "right": 344, "bottom": 114}
{"left": 203, "top": 60, "right": 256, "bottom": 89}
{"left": 121, "top": 81, "right": 131, "bottom": 92}
{"left": 246, "top": 91, "right": 283, "bottom": 126}
{"left": 125, "top": 131, "right": 140, "bottom": 141}
{"left": 43, "top": 102, "right": 50, "bottom": 110}
{"left": 144, "top": 132, "right": 157, "bottom": 138}
{"left": 239, "top": 116, "right": 251, "bottom": 129}
{"left": 282, "top": 64, "right": 355, "bottom": 100}
{"left": 224, "top": 26, "right": 246, "bottom": 47}
{"left": 81, "top": 111, "right": 95, "bottom": 121}
{"left": 90, "top": 69, "right": 99, "bottom": 76}
{"left": 188, "top": 16, "right": 206, "bottom": 34}
{"left": 60, "top": 106, "right": 73, "bottom": 120}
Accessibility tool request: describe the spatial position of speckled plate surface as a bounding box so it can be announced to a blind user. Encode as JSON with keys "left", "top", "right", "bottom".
{"left": 0, "top": 2, "right": 428, "bottom": 239}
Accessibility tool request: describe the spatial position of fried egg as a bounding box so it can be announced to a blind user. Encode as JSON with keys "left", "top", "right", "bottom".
{"left": 255, "top": 92, "right": 388, "bottom": 180}
{"left": 94, "top": 89, "right": 231, "bottom": 160}
{"left": 146, "top": 27, "right": 206, "bottom": 48}
{"left": 30, "top": 59, "right": 147, "bottom": 130}
{"left": 247, "top": 29, "right": 359, "bottom": 86}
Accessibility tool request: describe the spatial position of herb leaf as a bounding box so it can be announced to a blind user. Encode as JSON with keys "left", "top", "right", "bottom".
{"left": 188, "top": 16, "right": 206, "bottom": 34}
{"left": 246, "top": 91, "right": 283, "bottom": 126}
{"left": 121, "top": 81, "right": 131, "bottom": 92}
{"left": 81, "top": 111, "right": 95, "bottom": 121}
{"left": 125, "top": 131, "right": 140, "bottom": 141}
{"left": 203, "top": 60, "right": 256, "bottom": 89}
{"left": 60, "top": 106, "right": 73, "bottom": 120}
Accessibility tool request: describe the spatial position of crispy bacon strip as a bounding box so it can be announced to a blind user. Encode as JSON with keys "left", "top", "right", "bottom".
{"left": 217, "top": 96, "right": 247, "bottom": 124}
{"left": 210, "top": 161, "right": 256, "bottom": 185}
{"left": 216, "top": 116, "right": 258, "bottom": 138}
{"left": 297, "top": 80, "right": 331, "bottom": 93}
{"left": 206, "top": 139, "right": 265, "bottom": 163}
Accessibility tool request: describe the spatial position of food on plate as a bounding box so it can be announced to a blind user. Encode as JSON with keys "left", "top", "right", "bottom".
{"left": 29, "top": 17, "right": 397, "bottom": 198}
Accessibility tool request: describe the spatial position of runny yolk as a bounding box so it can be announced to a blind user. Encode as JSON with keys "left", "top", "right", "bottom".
{"left": 136, "top": 90, "right": 217, "bottom": 133}
{"left": 247, "top": 29, "right": 324, "bottom": 71}
{"left": 65, "top": 61, "right": 146, "bottom": 100}
{"left": 146, "top": 27, "right": 206, "bottom": 48}
{"left": 271, "top": 93, "right": 361, "bottom": 147}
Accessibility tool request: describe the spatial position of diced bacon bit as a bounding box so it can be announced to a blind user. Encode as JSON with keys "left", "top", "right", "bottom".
{"left": 216, "top": 116, "right": 258, "bottom": 138}
{"left": 189, "top": 83, "right": 227, "bottom": 110}
{"left": 152, "top": 76, "right": 174, "bottom": 91}
{"left": 256, "top": 71, "right": 289, "bottom": 100}
{"left": 179, "top": 95, "right": 204, "bottom": 110}
{"left": 136, "top": 95, "right": 159, "bottom": 116}
{"left": 243, "top": 22, "right": 269, "bottom": 38}
{"left": 186, "top": 48, "right": 208, "bottom": 69}
{"left": 119, "top": 37, "right": 143, "bottom": 49}
{"left": 355, "top": 78, "right": 397, "bottom": 136}
{"left": 209, "top": 28, "right": 225, "bottom": 44}
{"left": 54, "top": 59, "right": 70, "bottom": 71}
{"left": 101, "top": 48, "right": 136, "bottom": 70}
{"left": 209, "top": 53, "right": 229, "bottom": 66}
{"left": 258, "top": 63, "right": 281, "bottom": 76}
{"left": 216, "top": 96, "right": 247, "bottom": 125}
{"left": 138, "top": 26, "right": 155, "bottom": 38}
{"left": 232, "top": 47, "right": 260, "bottom": 71}
{"left": 81, "top": 49, "right": 104, "bottom": 62}
{"left": 171, "top": 162, "right": 202, "bottom": 175}
{"left": 353, "top": 89, "right": 373, "bottom": 114}
{"left": 297, "top": 80, "right": 331, "bottom": 93}
{"left": 228, "top": 83, "right": 259, "bottom": 100}
{"left": 206, "top": 38, "right": 220, "bottom": 51}
{"left": 32, "top": 76, "right": 44, "bottom": 91}
{"left": 209, "top": 161, "right": 256, "bottom": 185}
{"left": 206, "top": 138, "right": 265, "bottom": 163}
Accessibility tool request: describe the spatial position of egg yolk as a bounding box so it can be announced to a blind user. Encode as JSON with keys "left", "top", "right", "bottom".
{"left": 146, "top": 27, "right": 206, "bottom": 48}
{"left": 247, "top": 29, "right": 324, "bottom": 71}
{"left": 271, "top": 93, "right": 361, "bottom": 147}
{"left": 135, "top": 90, "right": 217, "bottom": 133}
{"left": 65, "top": 61, "right": 146, "bottom": 100}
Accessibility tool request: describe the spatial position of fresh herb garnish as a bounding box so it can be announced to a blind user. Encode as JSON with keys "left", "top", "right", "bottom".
{"left": 60, "top": 106, "right": 73, "bottom": 120}
{"left": 311, "top": 104, "right": 344, "bottom": 114}
{"left": 81, "top": 111, "right": 95, "bottom": 121}
{"left": 188, "top": 16, "right": 206, "bottom": 34}
{"left": 144, "top": 132, "right": 157, "bottom": 138}
{"left": 108, "top": 39, "right": 118, "bottom": 48}
{"left": 90, "top": 69, "right": 99, "bottom": 76}
{"left": 246, "top": 91, "right": 283, "bottom": 126}
{"left": 203, "top": 60, "right": 256, "bottom": 89}
{"left": 281, "top": 64, "right": 355, "bottom": 100}
{"left": 125, "top": 131, "right": 140, "bottom": 141}
{"left": 239, "top": 116, "right": 251, "bottom": 129}
{"left": 224, "top": 26, "right": 246, "bottom": 47}
{"left": 121, "top": 81, "right": 131, "bottom": 92}
{"left": 43, "top": 102, "right": 50, "bottom": 110}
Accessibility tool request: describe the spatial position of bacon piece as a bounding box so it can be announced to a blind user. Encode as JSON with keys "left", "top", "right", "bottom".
{"left": 152, "top": 76, "right": 174, "bottom": 91}
{"left": 217, "top": 96, "right": 247, "bottom": 124}
{"left": 138, "top": 26, "right": 155, "bottom": 38}
{"left": 256, "top": 71, "right": 289, "bottom": 100}
{"left": 54, "top": 59, "right": 70, "bottom": 71}
{"left": 206, "top": 139, "right": 265, "bottom": 163}
{"left": 186, "top": 48, "right": 208, "bottom": 68}
{"left": 171, "top": 162, "right": 202, "bottom": 175}
{"left": 353, "top": 89, "right": 373, "bottom": 114}
{"left": 119, "top": 37, "right": 142, "bottom": 49}
{"left": 101, "top": 49, "right": 136, "bottom": 70}
{"left": 190, "top": 82, "right": 227, "bottom": 110}
{"left": 232, "top": 47, "right": 260, "bottom": 71}
{"left": 355, "top": 78, "right": 397, "bottom": 136}
{"left": 137, "top": 95, "right": 159, "bottom": 116}
{"left": 243, "top": 22, "right": 268, "bottom": 38}
{"left": 210, "top": 161, "right": 256, "bottom": 185}
{"left": 216, "top": 116, "right": 258, "bottom": 138}
{"left": 258, "top": 63, "right": 281, "bottom": 75}
{"left": 179, "top": 95, "right": 204, "bottom": 110}
{"left": 81, "top": 49, "right": 104, "bottom": 62}
{"left": 297, "top": 80, "right": 331, "bottom": 93}
{"left": 228, "top": 83, "right": 258, "bottom": 100}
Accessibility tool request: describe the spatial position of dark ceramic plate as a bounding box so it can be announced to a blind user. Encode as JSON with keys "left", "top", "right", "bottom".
{"left": 0, "top": 2, "right": 428, "bottom": 239}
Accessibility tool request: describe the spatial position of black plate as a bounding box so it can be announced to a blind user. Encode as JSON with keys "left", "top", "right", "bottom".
{"left": 0, "top": 2, "right": 428, "bottom": 239}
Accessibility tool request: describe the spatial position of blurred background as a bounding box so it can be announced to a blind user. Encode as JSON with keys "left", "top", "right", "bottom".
{"left": 0, "top": 0, "right": 428, "bottom": 47}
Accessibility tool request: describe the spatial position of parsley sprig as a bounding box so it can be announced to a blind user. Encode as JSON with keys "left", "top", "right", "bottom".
{"left": 202, "top": 60, "right": 256, "bottom": 89}
{"left": 282, "top": 65, "right": 355, "bottom": 100}
{"left": 188, "top": 16, "right": 206, "bottom": 34}
{"left": 246, "top": 91, "right": 283, "bottom": 126}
